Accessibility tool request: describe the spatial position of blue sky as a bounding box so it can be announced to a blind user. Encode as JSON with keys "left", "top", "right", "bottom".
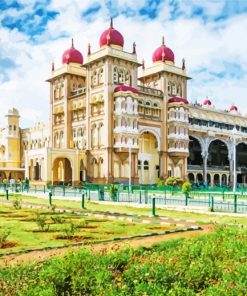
{"left": 0, "top": 0, "right": 247, "bottom": 126}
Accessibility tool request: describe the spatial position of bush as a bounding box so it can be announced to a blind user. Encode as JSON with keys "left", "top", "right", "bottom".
{"left": 63, "top": 222, "right": 76, "bottom": 238}
{"left": 0, "top": 228, "right": 11, "bottom": 248}
{"left": 156, "top": 178, "right": 165, "bottom": 187}
{"left": 12, "top": 198, "right": 22, "bottom": 210}
{"left": 182, "top": 181, "right": 192, "bottom": 194}
{"left": 165, "top": 177, "right": 183, "bottom": 187}
{"left": 109, "top": 184, "right": 118, "bottom": 201}
{"left": 50, "top": 215, "right": 65, "bottom": 224}
{"left": 35, "top": 213, "right": 50, "bottom": 232}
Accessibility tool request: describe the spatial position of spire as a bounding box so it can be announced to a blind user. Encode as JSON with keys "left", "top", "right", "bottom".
{"left": 52, "top": 62, "right": 55, "bottom": 71}
{"left": 110, "top": 17, "right": 113, "bottom": 28}
{"left": 132, "top": 42, "right": 136, "bottom": 54}
{"left": 182, "top": 58, "right": 186, "bottom": 70}
{"left": 71, "top": 38, "right": 74, "bottom": 48}
{"left": 162, "top": 35, "right": 165, "bottom": 46}
{"left": 142, "top": 59, "right": 145, "bottom": 69}
{"left": 88, "top": 43, "right": 91, "bottom": 55}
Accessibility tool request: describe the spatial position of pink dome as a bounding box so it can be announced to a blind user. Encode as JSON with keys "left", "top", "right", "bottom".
{"left": 152, "top": 37, "right": 174, "bottom": 63}
{"left": 168, "top": 96, "right": 189, "bottom": 104}
{"left": 114, "top": 85, "right": 138, "bottom": 94}
{"left": 230, "top": 105, "right": 238, "bottom": 111}
{"left": 100, "top": 19, "right": 124, "bottom": 48}
{"left": 203, "top": 99, "right": 212, "bottom": 106}
{"left": 62, "top": 39, "right": 83, "bottom": 65}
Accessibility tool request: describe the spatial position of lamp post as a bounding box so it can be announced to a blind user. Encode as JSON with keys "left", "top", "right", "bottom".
{"left": 231, "top": 127, "right": 238, "bottom": 193}
{"left": 128, "top": 139, "right": 132, "bottom": 192}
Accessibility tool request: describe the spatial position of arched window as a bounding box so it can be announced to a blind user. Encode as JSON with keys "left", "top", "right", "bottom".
{"left": 113, "top": 67, "right": 118, "bottom": 84}
{"left": 144, "top": 160, "right": 149, "bottom": 170}
{"left": 99, "top": 68, "right": 104, "bottom": 84}
{"left": 118, "top": 69, "right": 124, "bottom": 84}
{"left": 168, "top": 81, "right": 172, "bottom": 95}
{"left": 98, "top": 123, "right": 103, "bottom": 146}
{"left": 172, "top": 83, "right": 176, "bottom": 95}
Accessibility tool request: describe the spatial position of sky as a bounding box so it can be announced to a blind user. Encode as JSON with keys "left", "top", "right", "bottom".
{"left": 0, "top": 0, "right": 247, "bottom": 127}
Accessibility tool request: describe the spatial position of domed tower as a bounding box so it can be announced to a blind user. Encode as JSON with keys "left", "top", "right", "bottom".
{"left": 167, "top": 97, "right": 190, "bottom": 177}
{"left": 47, "top": 39, "right": 86, "bottom": 150}
{"left": 83, "top": 18, "right": 140, "bottom": 184}
{"left": 4, "top": 108, "right": 21, "bottom": 168}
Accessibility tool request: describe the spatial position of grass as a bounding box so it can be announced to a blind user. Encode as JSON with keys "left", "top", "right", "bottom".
{"left": 0, "top": 205, "right": 179, "bottom": 254}
{"left": 1, "top": 193, "right": 246, "bottom": 227}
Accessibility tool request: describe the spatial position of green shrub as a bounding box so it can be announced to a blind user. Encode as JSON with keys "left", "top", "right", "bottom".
{"left": 109, "top": 184, "right": 118, "bottom": 201}
{"left": 35, "top": 213, "right": 50, "bottom": 232}
{"left": 182, "top": 181, "right": 192, "bottom": 194}
{"left": 165, "top": 176, "right": 184, "bottom": 187}
{"left": 156, "top": 178, "right": 165, "bottom": 187}
{"left": 12, "top": 198, "right": 22, "bottom": 210}
{"left": 63, "top": 222, "right": 76, "bottom": 238}
{"left": 0, "top": 228, "right": 11, "bottom": 248}
{"left": 50, "top": 215, "right": 65, "bottom": 224}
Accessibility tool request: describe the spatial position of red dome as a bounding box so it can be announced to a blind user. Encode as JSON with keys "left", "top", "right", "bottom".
{"left": 114, "top": 85, "right": 138, "bottom": 94}
{"left": 152, "top": 37, "right": 174, "bottom": 63}
{"left": 62, "top": 39, "right": 83, "bottom": 65}
{"left": 100, "top": 19, "right": 124, "bottom": 48}
{"left": 168, "top": 96, "right": 189, "bottom": 104}
{"left": 203, "top": 99, "right": 212, "bottom": 106}
{"left": 230, "top": 105, "right": 238, "bottom": 111}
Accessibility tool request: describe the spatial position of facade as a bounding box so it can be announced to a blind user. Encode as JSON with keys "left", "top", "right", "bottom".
{"left": 1, "top": 20, "right": 247, "bottom": 186}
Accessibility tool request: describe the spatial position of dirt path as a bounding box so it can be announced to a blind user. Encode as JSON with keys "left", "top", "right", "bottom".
{"left": 0, "top": 224, "right": 214, "bottom": 267}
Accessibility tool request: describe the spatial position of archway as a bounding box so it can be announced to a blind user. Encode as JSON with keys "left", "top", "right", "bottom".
{"left": 222, "top": 174, "right": 227, "bottom": 186}
{"left": 188, "top": 136, "right": 203, "bottom": 166}
{"left": 208, "top": 140, "right": 229, "bottom": 168}
{"left": 138, "top": 131, "right": 159, "bottom": 184}
{"left": 196, "top": 173, "right": 203, "bottom": 184}
{"left": 34, "top": 162, "right": 40, "bottom": 181}
{"left": 188, "top": 173, "right": 195, "bottom": 183}
{"left": 214, "top": 174, "right": 220, "bottom": 186}
{"left": 207, "top": 173, "right": 211, "bottom": 185}
{"left": 236, "top": 143, "right": 247, "bottom": 184}
{"left": 53, "top": 158, "right": 72, "bottom": 185}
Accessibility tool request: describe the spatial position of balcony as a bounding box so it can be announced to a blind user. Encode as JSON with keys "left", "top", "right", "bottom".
{"left": 71, "top": 87, "right": 86, "bottom": 97}
{"left": 137, "top": 86, "right": 163, "bottom": 97}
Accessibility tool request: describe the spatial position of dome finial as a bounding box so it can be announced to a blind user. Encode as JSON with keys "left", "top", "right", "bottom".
{"left": 162, "top": 36, "right": 165, "bottom": 45}
{"left": 132, "top": 42, "right": 136, "bottom": 54}
{"left": 110, "top": 17, "right": 113, "bottom": 28}
{"left": 52, "top": 62, "right": 55, "bottom": 71}
{"left": 182, "top": 58, "right": 186, "bottom": 70}
{"left": 142, "top": 59, "right": 145, "bottom": 69}
{"left": 71, "top": 38, "right": 74, "bottom": 48}
{"left": 88, "top": 43, "right": 91, "bottom": 55}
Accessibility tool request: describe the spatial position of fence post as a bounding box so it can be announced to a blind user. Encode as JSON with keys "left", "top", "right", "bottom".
{"left": 6, "top": 189, "right": 9, "bottom": 200}
{"left": 185, "top": 193, "right": 188, "bottom": 206}
{"left": 88, "top": 189, "right": 91, "bottom": 201}
{"left": 43, "top": 185, "right": 46, "bottom": 194}
{"left": 81, "top": 192, "right": 85, "bottom": 209}
{"left": 145, "top": 190, "right": 148, "bottom": 204}
{"left": 63, "top": 185, "right": 65, "bottom": 197}
{"left": 208, "top": 193, "right": 211, "bottom": 207}
{"left": 152, "top": 197, "right": 156, "bottom": 217}
{"left": 210, "top": 196, "right": 214, "bottom": 212}
{"left": 49, "top": 190, "right": 52, "bottom": 206}
{"left": 234, "top": 194, "right": 237, "bottom": 213}
{"left": 139, "top": 191, "right": 142, "bottom": 204}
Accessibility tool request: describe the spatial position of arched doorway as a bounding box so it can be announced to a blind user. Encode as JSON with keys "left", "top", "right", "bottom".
{"left": 196, "top": 173, "right": 203, "bottom": 184}
{"left": 53, "top": 158, "right": 72, "bottom": 185}
{"left": 236, "top": 143, "right": 247, "bottom": 185}
{"left": 34, "top": 161, "right": 40, "bottom": 181}
{"left": 138, "top": 131, "right": 159, "bottom": 184}
{"left": 188, "top": 136, "right": 203, "bottom": 165}
{"left": 214, "top": 174, "right": 220, "bottom": 186}
{"left": 208, "top": 140, "right": 229, "bottom": 168}
{"left": 222, "top": 174, "right": 227, "bottom": 186}
{"left": 207, "top": 173, "right": 211, "bottom": 185}
{"left": 188, "top": 173, "right": 195, "bottom": 183}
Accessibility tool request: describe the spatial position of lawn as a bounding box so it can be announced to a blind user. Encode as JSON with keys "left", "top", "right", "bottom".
{"left": 1, "top": 193, "right": 247, "bottom": 226}
{"left": 0, "top": 226, "right": 246, "bottom": 295}
{"left": 0, "top": 205, "right": 179, "bottom": 254}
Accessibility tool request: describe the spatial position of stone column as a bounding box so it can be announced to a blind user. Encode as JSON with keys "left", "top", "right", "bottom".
{"left": 202, "top": 151, "right": 208, "bottom": 185}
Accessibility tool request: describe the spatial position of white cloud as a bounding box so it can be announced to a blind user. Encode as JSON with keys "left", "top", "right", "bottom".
{"left": 0, "top": 0, "right": 247, "bottom": 128}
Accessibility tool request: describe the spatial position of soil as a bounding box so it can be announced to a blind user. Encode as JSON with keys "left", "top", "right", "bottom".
{"left": 0, "top": 242, "right": 17, "bottom": 249}
{"left": 55, "top": 235, "right": 93, "bottom": 242}
{"left": 0, "top": 224, "right": 214, "bottom": 267}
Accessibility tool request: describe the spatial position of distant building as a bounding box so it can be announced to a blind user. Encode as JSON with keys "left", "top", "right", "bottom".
{"left": 1, "top": 19, "right": 247, "bottom": 186}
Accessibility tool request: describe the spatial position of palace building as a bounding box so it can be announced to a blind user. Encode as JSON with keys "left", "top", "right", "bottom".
{"left": 1, "top": 19, "right": 247, "bottom": 186}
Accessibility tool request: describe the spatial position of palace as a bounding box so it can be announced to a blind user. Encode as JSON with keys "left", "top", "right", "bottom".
{"left": 1, "top": 19, "right": 247, "bottom": 186}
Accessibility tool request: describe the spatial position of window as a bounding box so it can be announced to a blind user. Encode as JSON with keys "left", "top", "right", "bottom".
{"left": 144, "top": 160, "right": 149, "bottom": 170}
{"left": 99, "top": 68, "right": 104, "bottom": 84}
{"left": 119, "top": 69, "right": 124, "bottom": 84}
{"left": 172, "top": 83, "right": 176, "bottom": 95}
{"left": 138, "top": 160, "right": 141, "bottom": 170}
{"left": 113, "top": 67, "right": 118, "bottom": 84}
